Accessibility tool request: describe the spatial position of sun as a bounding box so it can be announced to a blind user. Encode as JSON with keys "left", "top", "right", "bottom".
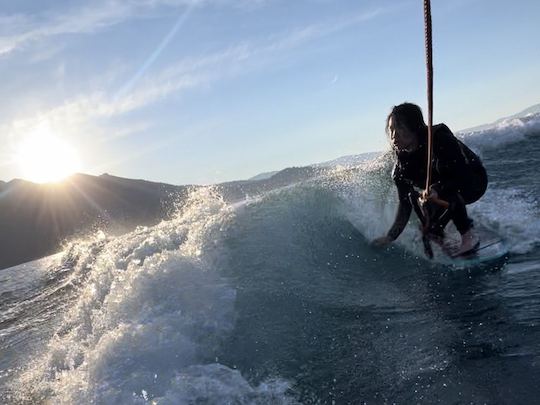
{"left": 15, "top": 127, "right": 82, "bottom": 184}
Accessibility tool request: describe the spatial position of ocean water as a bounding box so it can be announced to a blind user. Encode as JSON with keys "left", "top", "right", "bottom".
{"left": 1, "top": 115, "right": 540, "bottom": 404}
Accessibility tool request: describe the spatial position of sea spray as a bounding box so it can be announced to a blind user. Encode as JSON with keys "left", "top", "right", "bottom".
{"left": 11, "top": 187, "right": 296, "bottom": 404}
{"left": 4, "top": 124, "right": 540, "bottom": 403}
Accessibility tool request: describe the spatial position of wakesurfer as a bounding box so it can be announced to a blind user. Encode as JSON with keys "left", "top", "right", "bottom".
{"left": 372, "top": 102, "right": 488, "bottom": 257}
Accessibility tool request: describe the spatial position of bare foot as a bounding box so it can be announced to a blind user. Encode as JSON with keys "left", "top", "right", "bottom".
{"left": 452, "top": 229, "right": 480, "bottom": 257}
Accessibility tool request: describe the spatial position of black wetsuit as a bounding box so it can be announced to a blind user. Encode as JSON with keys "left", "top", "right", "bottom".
{"left": 387, "top": 124, "right": 488, "bottom": 241}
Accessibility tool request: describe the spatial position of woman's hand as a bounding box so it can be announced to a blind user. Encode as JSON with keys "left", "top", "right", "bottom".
{"left": 371, "top": 235, "right": 393, "bottom": 247}
{"left": 420, "top": 187, "right": 449, "bottom": 209}
{"left": 420, "top": 187, "right": 438, "bottom": 203}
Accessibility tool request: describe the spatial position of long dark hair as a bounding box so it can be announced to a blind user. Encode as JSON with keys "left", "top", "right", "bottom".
{"left": 385, "top": 102, "right": 426, "bottom": 136}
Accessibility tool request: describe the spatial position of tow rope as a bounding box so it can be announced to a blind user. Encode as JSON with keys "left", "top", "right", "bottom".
{"left": 422, "top": 0, "right": 449, "bottom": 211}
{"left": 421, "top": 0, "right": 445, "bottom": 258}
{"left": 424, "top": 0, "right": 434, "bottom": 194}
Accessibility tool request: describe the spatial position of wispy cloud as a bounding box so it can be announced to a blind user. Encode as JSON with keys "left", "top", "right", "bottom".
{"left": 110, "top": 6, "right": 391, "bottom": 111}
{"left": 0, "top": 3, "right": 129, "bottom": 55}
{"left": 265, "top": 7, "right": 385, "bottom": 53}
{"left": 0, "top": 0, "right": 266, "bottom": 56}
{"left": 2, "top": 5, "right": 392, "bottom": 149}
{"left": 0, "top": 3, "right": 398, "bottom": 180}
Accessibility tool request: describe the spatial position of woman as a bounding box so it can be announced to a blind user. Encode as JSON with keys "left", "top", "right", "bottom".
{"left": 372, "top": 102, "right": 487, "bottom": 257}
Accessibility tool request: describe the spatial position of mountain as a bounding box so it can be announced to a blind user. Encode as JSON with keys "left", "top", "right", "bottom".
{"left": 245, "top": 151, "right": 381, "bottom": 183}
{"left": 514, "top": 103, "right": 540, "bottom": 117}
{"left": 248, "top": 171, "right": 279, "bottom": 181}
{"left": 0, "top": 174, "right": 190, "bottom": 270}
{"left": 0, "top": 166, "right": 329, "bottom": 270}
{"left": 217, "top": 166, "right": 325, "bottom": 202}
{"left": 462, "top": 103, "right": 540, "bottom": 133}
{"left": 314, "top": 151, "right": 382, "bottom": 167}
{"left": 0, "top": 150, "right": 383, "bottom": 270}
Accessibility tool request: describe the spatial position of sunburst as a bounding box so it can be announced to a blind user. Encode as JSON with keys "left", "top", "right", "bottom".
{"left": 15, "top": 125, "right": 81, "bottom": 183}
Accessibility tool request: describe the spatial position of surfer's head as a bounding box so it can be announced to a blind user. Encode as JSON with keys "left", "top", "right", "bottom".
{"left": 386, "top": 103, "right": 426, "bottom": 152}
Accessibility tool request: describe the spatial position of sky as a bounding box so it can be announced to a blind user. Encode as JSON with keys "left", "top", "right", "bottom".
{"left": 0, "top": 0, "right": 539, "bottom": 185}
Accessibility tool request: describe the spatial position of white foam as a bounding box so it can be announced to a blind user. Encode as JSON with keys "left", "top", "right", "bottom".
{"left": 458, "top": 113, "right": 540, "bottom": 151}
{"left": 12, "top": 187, "right": 294, "bottom": 404}
{"left": 325, "top": 151, "right": 540, "bottom": 257}
{"left": 471, "top": 188, "right": 540, "bottom": 254}
{"left": 153, "top": 364, "right": 295, "bottom": 405}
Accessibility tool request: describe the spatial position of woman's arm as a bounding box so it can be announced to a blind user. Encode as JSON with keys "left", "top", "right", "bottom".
{"left": 372, "top": 181, "right": 412, "bottom": 246}
{"left": 387, "top": 198, "right": 412, "bottom": 240}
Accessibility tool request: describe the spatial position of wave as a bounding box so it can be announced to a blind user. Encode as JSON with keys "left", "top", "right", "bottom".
{"left": 8, "top": 138, "right": 538, "bottom": 402}
{"left": 10, "top": 188, "right": 295, "bottom": 404}
{"left": 458, "top": 113, "right": 540, "bottom": 151}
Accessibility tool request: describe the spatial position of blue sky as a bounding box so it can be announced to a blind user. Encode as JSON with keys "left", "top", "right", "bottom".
{"left": 0, "top": 0, "right": 539, "bottom": 185}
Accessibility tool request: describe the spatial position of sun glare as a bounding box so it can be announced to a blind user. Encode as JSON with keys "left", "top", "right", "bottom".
{"left": 15, "top": 127, "right": 82, "bottom": 184}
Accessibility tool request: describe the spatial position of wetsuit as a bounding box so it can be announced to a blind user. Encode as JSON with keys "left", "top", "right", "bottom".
{"left": 387, "top": 124, "right": 487, "bottom": 241}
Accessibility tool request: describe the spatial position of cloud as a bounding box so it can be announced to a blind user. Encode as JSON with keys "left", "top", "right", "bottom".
{"left": 0, "top": 3, "right": 129, "bottom": 55}
{"left": 265, "top": 7, "right": 386, "bottom": 52}
{"left": 113, "top": 7, "right": 389, "bottom": 108}
{"left": 0, "top": 0, "right": 268, "bottom": 57}
{"left": 1, "top": 5, "right": 392, "bottom": 147}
